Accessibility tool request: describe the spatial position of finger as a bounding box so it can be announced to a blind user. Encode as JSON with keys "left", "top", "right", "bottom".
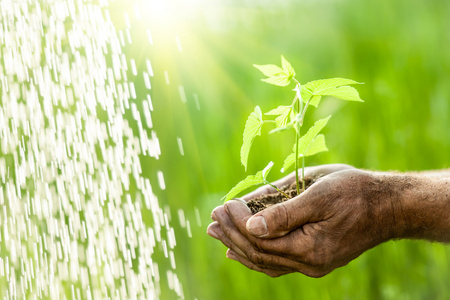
{"left": 211, "top": 204, "right": 227, "bottom": 223}
{"left": 242, "top": 164, "right": 355, "bottom": 202}
{"left": 243, "top": 164, "right": 356, "bottom": 201}
{"left": 226, "top": 249, "right": 292, "bottom": 278}
{"left": 227, "top": 248, "right": 326, "bottom": 278}
{"left": 217, "top": 201, "right": 315, "bottom": 271}
{"left": 207, "top": 222, "right": 220, "bottom": 240}
{"left": 305, "top": 164, "right": 355, "bottom": 178}
{"left": 212, "top": 201, "right": 253, "bottom": 256}
{"left": 244, "top": 187, "right": 324, "bottom": 238}
{"left": 224, "top": 200, "right": 314, "bottom": 256}
{"left": 207, "top": 221, "right": 248, "bottom": 258}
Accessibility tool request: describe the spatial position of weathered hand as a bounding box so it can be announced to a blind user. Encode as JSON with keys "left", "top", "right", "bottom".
{"left": 208, "top": 169, "right": 398, "bottom": 277}
{"left": 209, "top": 165, "right": 450, "bottom": 277}
{"left": 240, "top": 163, "right": 355, "bottom": 201}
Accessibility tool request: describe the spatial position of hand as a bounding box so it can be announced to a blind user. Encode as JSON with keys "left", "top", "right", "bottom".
{"left": 241, "top": 163, "right": 355, "bottom": 201}
{"left": 208, "top": 168, "right": 398, "bottom": 277}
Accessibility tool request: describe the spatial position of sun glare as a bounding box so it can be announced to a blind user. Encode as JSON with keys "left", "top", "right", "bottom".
{"left": 139, "top": 0, "right": 206, "bottom": 33}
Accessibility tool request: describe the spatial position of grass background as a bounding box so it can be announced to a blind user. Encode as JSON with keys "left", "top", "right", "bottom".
{"left": 124, "top": 0, "right": 450, "bottom": 298}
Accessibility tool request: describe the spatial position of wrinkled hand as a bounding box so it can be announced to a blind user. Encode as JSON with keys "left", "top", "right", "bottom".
{"left": 208, "top": 166, "right": 398, "bottom": 278}
{"left": 240, "top": 163, "right": 355, "bottom": 202}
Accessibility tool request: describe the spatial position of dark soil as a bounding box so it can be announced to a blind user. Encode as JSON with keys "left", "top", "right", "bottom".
{"left": 247, "top": 176, "right": 319, "bottom": 214}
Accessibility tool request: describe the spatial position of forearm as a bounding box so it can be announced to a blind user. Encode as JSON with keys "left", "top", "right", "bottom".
{"left": 384, "top": 173, "right": 450, "bottom": 242}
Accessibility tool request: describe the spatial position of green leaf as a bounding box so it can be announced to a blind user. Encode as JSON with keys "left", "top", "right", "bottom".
{"left": 265, "top": 105, "right": 293, "bottom": 127}
{"left": 300, "top": 87, "right": 324, "bottom": 107}
{"left": 261, "top": 75, "right": 291, "bottom": 87}
{"left": 281, "top": 55, "right": 295, "bottom": 79}
{"left": 253, "top": 64, "right": 284, "bottom": 77}
{"left": 304, "top": 134, "right": 328, "bottom": 156}
{"left": 304, "top": 78, "right": 361, "bottom": 94}
{"left": 223, "top": 162, "right": 274, "bottom": 201}
{"left": 322, "top": 85, "right": 362, "bottom": 101}
{"left": 297, "top": 116, "right": 331, "bottom": 154}
{"left": 300, "top": 87, "right": 312, "bottom": 102}
{"left": 265, "top": 105, "right": 290, "bottom": 116}
{"left": 281, "top": 116, "right": 331, "bottom": 172}
{"left": 309, "top": 95, "right": 323, "bottom": 107}
{"left": 281, "top": 150, "right": 296, "bottom": 173}
{"left": 254, "top": 56, "right": 296, "bottom": 87}
{"left": 303, "top": 78, "right": 363, "bottom": 107}
{"left": 240, "top": 106, "right": 264, "bottom": 171}
{"left": 281, "top": 134, "right": 328, "bottom": 172}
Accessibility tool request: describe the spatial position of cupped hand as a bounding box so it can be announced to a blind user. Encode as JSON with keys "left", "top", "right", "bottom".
{"left": 241, "top": 163, "right": 355, "bottom": 201}
{"left": 208, "top": 168, "right": 398, "bottom": 278}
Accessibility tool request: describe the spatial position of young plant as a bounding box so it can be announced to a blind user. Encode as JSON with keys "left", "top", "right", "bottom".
{"left": 223, "top": 56, "right": 363, "bottom": 201}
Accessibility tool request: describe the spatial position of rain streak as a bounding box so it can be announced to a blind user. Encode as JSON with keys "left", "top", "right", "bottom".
{"left": 0, "top": 0, "right": 183, "bottom": 298}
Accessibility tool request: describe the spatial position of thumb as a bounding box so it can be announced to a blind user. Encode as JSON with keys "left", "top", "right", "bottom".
{"left": 246, "top": 196, "right": 316, "bottom": 238}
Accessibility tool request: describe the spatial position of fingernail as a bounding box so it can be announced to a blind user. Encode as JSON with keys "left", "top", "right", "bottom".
{"left": 225, "top": 199, "right": 251, "bottom": 215}
{"left": 226, "top": 249, "right": 237, "bottom": 260}
{"left": 247, "top": 216, "right": 268, "bottom": 237}
{"left": 207, "top": 227, "right": 219, "bottom": 239}
{"left": 211, "top": 213, "right": 217, "bottom": 221}
{"left": 232, "top": 198, "right": 247, "bottom": 205}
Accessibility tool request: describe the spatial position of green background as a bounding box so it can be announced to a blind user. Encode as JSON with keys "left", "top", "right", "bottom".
{"left": 131, "top": 0, "right": 450, "bottom": 298}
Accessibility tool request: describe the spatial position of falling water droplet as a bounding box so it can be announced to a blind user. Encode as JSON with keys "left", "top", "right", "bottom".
{"left": 0, "top": 0, "right": 183, "bottom": 298}
{"left": 157, "top": 171, "right": 166, "bottom": 190}
{"left": 179, "top": 86, "right": 187, "bottom": 103}
{"left": 176, "top": 36, "right": 183, "bottom": 52}
{"left": 177, "top": 137, "right": 185, "bottom": 156}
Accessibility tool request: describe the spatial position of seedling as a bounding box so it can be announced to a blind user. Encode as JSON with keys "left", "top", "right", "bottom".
{"left": 223, "top": 56, "right": 363, "bottom": 201}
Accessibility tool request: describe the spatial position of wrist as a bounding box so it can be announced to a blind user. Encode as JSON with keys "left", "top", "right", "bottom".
{"left": 383, "top": 173, "right": 450, "bottom": 242}
{"left": 367, "top": 172, "right": 408, "bottom": 241}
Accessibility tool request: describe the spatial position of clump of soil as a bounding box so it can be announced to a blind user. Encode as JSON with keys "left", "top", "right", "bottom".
{"left": 247, "top": 176, "right": 319, "bottom": 214}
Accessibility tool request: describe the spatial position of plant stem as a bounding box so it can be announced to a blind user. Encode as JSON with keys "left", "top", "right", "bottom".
{"left": 265, "top": 181, "right": 290, "bottom": 199}
{"left": 295, "top": 130, "right": 300, "bottom": 195}
{"left": 302, "top": 155, "right": 305, "bottom": 192}
{"left": 299, "top": 99, "right": 311, "bottom": 124}
{"left": 295, "top": 81, "right": 302, "bottom": 196}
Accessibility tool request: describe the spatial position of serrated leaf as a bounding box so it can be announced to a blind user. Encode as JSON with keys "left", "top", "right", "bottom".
{"left": 261, "top": 75, "right": 291, "bottom": 87}
{"left": 305, "top": 134, "right": 327, "bottom": 156}
{"left": 303, "top": 78, "right": 363, "bottom": 107}
{"left": 281, "top": 117, "right": 331, "bottom": 172}
{"left": 265, "top": 105, "right": 293, "bottom": 127}
{"left": 240, "top": 106, "right": 263, "bottom": 171}
{"left": 322, "top": 85, "right": 362, "bottom": 101}
{"left": 300, "top": 87, "right": 312, "bottom": 102}
{"left": 304, "top": 78, "right": 361, "bottom": 94}
{"left": 309, "top": 95, "right": 322, "bottom": 107}
{"left": 281, "top": 152, "right": 296, "bottom": 172}
{"left": 253, "top": 64, "right": 284, "bottom": 77}
{"left": 281, "top": 55, "right": 295, "bottom": 79}
{"left": 265, "top": 105, "right": 290, "bottom": 116}
{"left": 281, "top": 134, "right": 328, "bottom": 172}
{"left": 223, "top": 162, "right": 274, "bottom": 201}
{"left": 254, "top": 56, "right": 296, "bottom": 87}
{"left": 297, "top": 116, "right": 331, "bottom": 153}
{"left": 300, "top": 86, "right": 325, "bottom": 108}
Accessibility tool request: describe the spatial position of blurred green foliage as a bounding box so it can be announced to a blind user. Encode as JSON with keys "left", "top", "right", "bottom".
{"left": 131, "top": 0, "right": 450, "bottom": 298}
